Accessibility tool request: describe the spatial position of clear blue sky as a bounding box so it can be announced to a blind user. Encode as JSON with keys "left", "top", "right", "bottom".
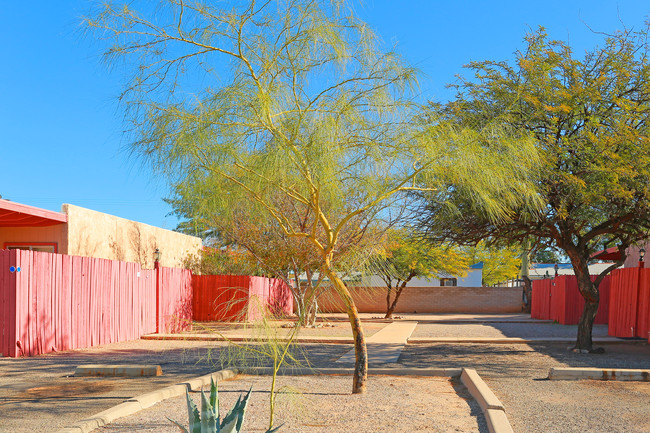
{"left": 1, "top": 1, "right": 648, "bottom": 229}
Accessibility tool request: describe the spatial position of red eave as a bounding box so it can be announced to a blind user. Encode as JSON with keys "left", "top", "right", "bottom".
{"left": 0, "top": 200, "right": 67, "bottom": 227}
{"left": 591, "top": 247, "right": 622, "bottom": 261}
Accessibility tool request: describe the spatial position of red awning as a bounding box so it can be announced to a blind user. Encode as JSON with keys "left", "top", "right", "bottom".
{"left": 591, "top": 247, "right": 622, "bottom": 261}
{"left": 0, "top": 200, "right": 67, "bottom": 227}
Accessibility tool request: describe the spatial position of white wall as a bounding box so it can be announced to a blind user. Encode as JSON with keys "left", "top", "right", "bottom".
{"left": 360, "top": 268, "right": 483, "bottom": 287}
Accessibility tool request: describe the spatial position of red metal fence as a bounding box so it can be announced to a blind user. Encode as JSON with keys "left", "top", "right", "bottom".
{"left": 531, "top": 275, "right": 610, "bottom": 325}
{"left": 531, "top": 268, "right": 650, "bottom": 342}
{"left": 192, "top": 275, "right": 293, "bottom": 322}
{"left": 608, "top": 267, "right": 650, "bottom": 340}
{"left": 158, "top": 266, "right": 193, "bottom": 333}
{"left": 1, "top": 249, "right": 191, "bottom": 357}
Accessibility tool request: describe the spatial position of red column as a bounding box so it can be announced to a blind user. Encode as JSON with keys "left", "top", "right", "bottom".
{"left": 155, "top": 260, "right": 160, "bottom": 334}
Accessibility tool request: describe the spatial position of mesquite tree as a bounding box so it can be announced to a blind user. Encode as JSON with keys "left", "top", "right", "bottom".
{"left": 418, "top": 26, "right": 650, "bottom": 351}
{"left": 369, "top": 229, "right": 468, "bottom": 318}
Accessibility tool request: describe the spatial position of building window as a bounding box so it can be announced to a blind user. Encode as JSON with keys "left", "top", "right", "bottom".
{"left": 4, "top": 242, "right": 57, "bottom": 253}
{"left": 440, "top": 278, "right": 457, "bottom": 286}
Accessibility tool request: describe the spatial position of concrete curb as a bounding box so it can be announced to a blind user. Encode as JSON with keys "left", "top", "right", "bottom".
{"left": 408, "top": 337, "right": 640, "bottom": 344}
{"left": 485, "top": 408, "right": 515, "bottom": 433}
{"left": 144, "top": 334, "right": 643, "bottom": 346}
{"left": 241, "top": 366, "right": 464, "bottom": 377}
{"left": 548, "top": 367, "right": 650, "bottom": 381}
{"left": 142, "top": 333, "right": 355, "bottom": 344}
{"left": 461, "top": 368, "right": 514, "bottom": 433}
{"left": 55, "top": 368, "right": 239, "bottom": 433}
{"left": 461, "top": 369, "right": 504, "bottom": 411}
{"left": 74, "top": 365, "right": 163, "bottom": 377}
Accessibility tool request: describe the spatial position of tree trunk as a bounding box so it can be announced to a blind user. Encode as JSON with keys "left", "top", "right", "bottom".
{"left": 522, "top": 275, "right": 532, "bottom": 313}
{"left": 385, "top": 280, "right": 408, "bottom": 319}
{"left": 324, "top": 267, "right": 367, "bottom": 394}
{"left": 566, "top": 247, "right": 599, "bottom": 351}
{"left": 385, "top": 283, "right": 393, "bottom": 319}
{"left": 307, "top": 297, "right": 318, "bottom": 327}
{"left": 577, "top": 298, "right": 599, "bottom": 351}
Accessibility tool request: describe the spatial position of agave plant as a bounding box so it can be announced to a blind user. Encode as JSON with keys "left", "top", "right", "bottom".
{"left": 170, "top": 378, "right": 281, "bottom": 433}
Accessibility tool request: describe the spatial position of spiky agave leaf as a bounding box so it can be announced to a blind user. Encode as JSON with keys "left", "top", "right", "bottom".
{"left": 186, "top": 389, "right": 201, "bottom": 433}
{"left": 167, "top": 417, "right": 190, "bottom": 433}
{"left": 210, "top": 377, "right": 219, "bottom": 427}
{"left": 201, "top": 386, "right": 218, "bottom": 432}
{"left": 220, "top": 387, "right": 252, "bottom": 433}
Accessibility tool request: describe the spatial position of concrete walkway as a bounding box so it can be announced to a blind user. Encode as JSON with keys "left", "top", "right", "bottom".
{"left": 335, "top": 321, "right": 418, "bottom": 365}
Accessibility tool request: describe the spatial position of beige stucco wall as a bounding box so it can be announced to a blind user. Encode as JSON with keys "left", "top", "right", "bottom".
{"left": 0, "top": 224, "right": 68, "bottom": 253}
{"left": 63, "top": 204, "right": 202, "bottom": 269}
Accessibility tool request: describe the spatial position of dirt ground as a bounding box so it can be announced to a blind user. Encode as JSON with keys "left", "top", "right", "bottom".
{"left": 1, "top": 316, "right": 649, "bottom": 433}
{"left": 96, "top": 374, "right": 488, "bottom": 433}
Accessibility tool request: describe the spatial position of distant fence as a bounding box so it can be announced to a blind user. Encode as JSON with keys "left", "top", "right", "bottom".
{"left": 531, "top": 275, "right": 610, "bottom": 325}
{"left": 608, "top": 267, "right": 650, "bottom": 340}
{"left": 0, "top": 249, "right": 191, "bottom": 357}
{"left": 317, "top": 286, "right": 523, "bottom": 314}
{"left": 192, "top": 275, "right": 293, "bottom": 322}
{"left": 531, "top": 270, "right": 650, "bottom": 342}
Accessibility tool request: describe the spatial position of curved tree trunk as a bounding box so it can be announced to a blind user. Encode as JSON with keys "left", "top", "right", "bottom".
{"left": 324, "top": 267, "right": 367, "bottom": 394}
{"left": 566, "top": 247, "right": 599, "bottom": 351}
{"left": 385, "top": 283, "right": 393, "bottom": 319}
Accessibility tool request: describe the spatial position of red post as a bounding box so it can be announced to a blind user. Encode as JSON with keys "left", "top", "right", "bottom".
{"left": 634, "top": 252, "right": 645, "bottom": 337}
{"left": 155, "top": 260, "right": 160, "bottom": 334}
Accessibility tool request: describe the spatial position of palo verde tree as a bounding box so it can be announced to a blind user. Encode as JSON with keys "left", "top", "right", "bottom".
{"left": 87, "top": 0, "right": 540, "bottom": 392}
{"left": 462, "top": 242, "right": 521, "bottom": 286}
{"left": 418, "top": 26, "right": 650, "bottom": 351}
{"left": 369, "top": 228, "right": 468, "bottom": 318}
{"left": 172, "top": 183, "right": 381, "bottom": 327}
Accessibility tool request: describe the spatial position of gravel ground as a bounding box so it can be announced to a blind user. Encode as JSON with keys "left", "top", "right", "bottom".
{"left": 0, "top": 340, "right": 349, "bottom": 433}
{"left": 398, "top": 343, "right": 650, "bottom": 433}
{"left": 96, "top": 374, "right": 489, "bottom": 433}
{"left": 2, "top": 316, "right": 648, "bottom": 433}
{"left": 411, "top": 322, "right": 611, "bottom": 339}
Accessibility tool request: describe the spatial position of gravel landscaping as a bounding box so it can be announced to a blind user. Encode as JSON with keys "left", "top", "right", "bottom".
{"left": 96, "top": 374, "right": 489, "bottom": 433}
{"left": 398, "top": 343, "right": 650, "bottom": 433}
{"left": 2, "top": 315, "right": 648, "bottom": 433}
{"left": 0, "top": 340, "right": 349, "bottom": 433}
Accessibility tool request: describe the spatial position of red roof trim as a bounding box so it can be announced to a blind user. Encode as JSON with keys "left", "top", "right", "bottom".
{"left": 590, "top": 247, "right": 622, "bottom": 261}
{"left": 0, "top": 200, "right": 67, "bottom": 227}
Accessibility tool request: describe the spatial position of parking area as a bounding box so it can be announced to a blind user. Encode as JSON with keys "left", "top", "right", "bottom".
{"left": 1, "top": 315, "right": 648, "bottom": 433}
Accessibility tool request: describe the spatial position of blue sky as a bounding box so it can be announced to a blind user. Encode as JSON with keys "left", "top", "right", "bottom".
{"left": 1, "top": 1, "right": 648, "bottom": 229}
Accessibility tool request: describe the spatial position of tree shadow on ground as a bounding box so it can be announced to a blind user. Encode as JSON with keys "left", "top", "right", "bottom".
{"left": 398, "top": 342, "right": 650, "bottom": 379}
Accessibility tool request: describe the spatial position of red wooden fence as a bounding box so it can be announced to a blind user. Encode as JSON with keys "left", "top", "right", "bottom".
{"left": 608, "top": 267, "right": 650, "bottom": 340}
{"left": 192, "top": 275, "right": 293, "bottom": 322}
{"left": 1, "top": 249, "right": 191, "bottom": 357}
{"left": 531, "top": 275, "right": 610, "bottom": 325}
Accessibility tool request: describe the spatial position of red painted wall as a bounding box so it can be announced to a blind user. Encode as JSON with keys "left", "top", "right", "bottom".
{"left": 192, "top": 274, "right": 293, "bottom": 322}
{"left": 531, "top": 275, "right": 610, "bottom": 325}
{"left": 608, "top": 267, "right": 650, "bottom": 340}
{"left": 531, "top": 279, "right": 552, "bottom": 320}
{"left": 0, "top": 249, "right": 191, "bottom": 357}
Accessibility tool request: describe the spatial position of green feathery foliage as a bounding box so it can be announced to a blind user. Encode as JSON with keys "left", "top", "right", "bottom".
{"left": 418, "top": 25, "right": 650, "bottom": 350}
{"left": 87, "top": 0, "right": 541, "bottom": 392}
